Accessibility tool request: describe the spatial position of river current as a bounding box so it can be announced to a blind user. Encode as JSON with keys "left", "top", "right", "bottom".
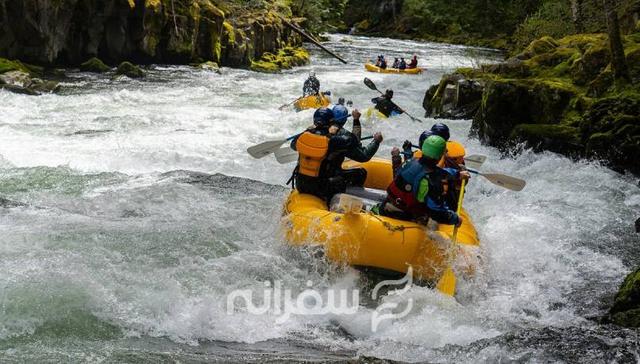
{"left": 1, "top": 34, "right": 639, "bottom": 363}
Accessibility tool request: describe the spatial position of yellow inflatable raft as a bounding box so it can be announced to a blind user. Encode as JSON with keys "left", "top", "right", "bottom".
{"left": 281, "top": 158, "right": 480, "bottom": 283}
{"left": 293, "top": 94, "right": 331, "bottom": 112}
{"left": 364, "top": 63, "right": 423, "bottom": 74}
{"left": 363, "top": 107, "right": 388, "bottom": 120}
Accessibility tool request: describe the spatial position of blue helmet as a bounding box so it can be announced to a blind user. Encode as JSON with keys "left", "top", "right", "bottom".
{"left": 313, "top": 107, "right": 334, "bottom": 128}
{"left": 332, "top": 105, "right": 349, "bottom": 126}
{"left": 419, "top": 130, "right": 433, "bottom": 149}
{"left": 430, "top": 122, "right": 450, "bottom": 141}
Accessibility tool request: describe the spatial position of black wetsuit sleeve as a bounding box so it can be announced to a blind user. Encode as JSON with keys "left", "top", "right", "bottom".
{"left": 352, "top": 117, "right": 362, "bottom": 141}
{"left": 329, "top": 132, "right": 379, "bottom": 163}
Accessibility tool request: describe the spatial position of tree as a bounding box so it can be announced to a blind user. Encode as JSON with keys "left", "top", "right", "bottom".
{"left": 602, "top": 0, "right": 631, "bottom": 82}
{"left": 571, "top": 0, "right": 584, "bottom": 33}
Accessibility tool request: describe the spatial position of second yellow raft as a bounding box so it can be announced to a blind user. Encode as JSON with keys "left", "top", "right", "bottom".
{"left": 293, "top": 94, "right": 331, "bottom": 112}
{"left": 364, "top": 63, "right": 424, "bottom": 74}
{"left": 281, "top": 158, "right": 480, "bottom": 282}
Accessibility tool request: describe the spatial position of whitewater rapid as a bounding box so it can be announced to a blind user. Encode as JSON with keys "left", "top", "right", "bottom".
{"left": 0, "top": 34, "right": 639, "bottom": 362}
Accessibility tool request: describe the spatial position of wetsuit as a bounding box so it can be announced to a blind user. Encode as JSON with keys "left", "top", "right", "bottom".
{"left": 371, "top": 96, "right": 403, "bottom": 117}
{"left": 303, "top": 76, "right": 320, "bottom": 96}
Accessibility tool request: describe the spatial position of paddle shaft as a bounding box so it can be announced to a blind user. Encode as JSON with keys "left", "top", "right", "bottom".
{"left": 280, "top": 17, "right": 348, "bottom": 64}
{"left": 366, "top": 79, "right": 423, "bottom": 122}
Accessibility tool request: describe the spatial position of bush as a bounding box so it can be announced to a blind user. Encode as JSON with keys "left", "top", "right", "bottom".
{"left": 513, "top": 0, "right": 575, "bottom": 51}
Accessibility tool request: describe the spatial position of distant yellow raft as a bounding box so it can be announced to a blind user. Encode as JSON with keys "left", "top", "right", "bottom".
{"left": 293, "top": 94, "right": 331, "bottom": 112}
{"left": 281, "top": 158, "right": 479, "bottom": 282}
{"left": 364, "top": 63, "right": 424, "bottom": 74}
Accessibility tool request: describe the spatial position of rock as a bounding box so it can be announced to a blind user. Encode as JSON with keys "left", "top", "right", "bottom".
{"left": 636, "top": 217, "right": 640, "bottom": 233}
{"left": 116, "top": 61, "right": 145, "bottom": 78}
{"left": 610, "top": 268, "right": 640, "bottom": 327}
{"left": 80, "top": 57, "right": 110, "bottom": 73}
{"left": 197, "top": 61, "right": 220, "bottom": 73}
{"left": 0, "top": 70, "right": 32, "bottom": 88}
{"left": 472, "top": 79, "right": 577, "bottom": 146}
{"left": 510, "top": 124, "right": 583, "bottom": 156}
{"left": 0, "top": 70, "right": 59, "bottom": 95}
{"left": 570, "top": 42, "right": 610, "bottom": 86}
{"left": 423, "top": 73, "right": 483, "bottom": 119}
{"left": 0, "top": 58, "right": 30, "bottom": 74}
{"left": 482, "top": 59, "right": 530, "bottom": 77}
{"left": 0, "top": 84, "right": 40, "bottom": 96}
{"left": 516, "top": 36, "right": 559, "bottom": 60}
{"left": 0, "top": 0, "right": 304, "bottom": 70}
{"left": 250, "top": 46, "right": 309, "bottom": 73}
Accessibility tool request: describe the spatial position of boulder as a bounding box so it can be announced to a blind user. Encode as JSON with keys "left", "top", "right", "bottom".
{"left": 423, "top": 73, "right": 483, "bottom": 119}
{"left": 610, "top": 268, "right": 640, "bottom": 327}
{"left": 510, "top": 124, "right": 583, "bottom": 156}
{"left": 80, "top": 57, "right": 110, "bottom": 73}
{"left": 472, "top": 79, "right": 577, "bottom": 146}
{"left": 0, "top": 70, "right": 59, "bottom": 95}
{"left": 516, "top": 36, "right": 559, "bottom": 60}
{"left": 116, "top": 61, "right": 145, "bottom": 78}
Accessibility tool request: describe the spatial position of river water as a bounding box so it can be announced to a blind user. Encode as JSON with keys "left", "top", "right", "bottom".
{"left": 1, "top": 34, "right": 639, "bottom": 363}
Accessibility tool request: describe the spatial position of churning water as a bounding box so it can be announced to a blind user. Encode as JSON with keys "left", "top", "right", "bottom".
{"left": 0, "top": 34, "right": 639, "bottom": 362}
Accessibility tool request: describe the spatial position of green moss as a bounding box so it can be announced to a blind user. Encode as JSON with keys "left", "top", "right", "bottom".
{"left": 80, "top": 57, "right": 110, "bottom": 73}
{"left": 116, "top": 61, "right": 145, "bottom": 78}
{"left": 0, "top": 58, "right": 30, "bottom": 74}
{"left": 223, "top": 21, "right": 235, "bottom": 45}
{"left": 250, "top": 46, "right": 309, "bottom": 73}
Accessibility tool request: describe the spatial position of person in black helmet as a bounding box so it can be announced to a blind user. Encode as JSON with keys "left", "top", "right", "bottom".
{"left": 288, "top": 107, "right": 384, "bottom": 201}
{"left": 371, "top": 89, "right": 404, "bottom": 117}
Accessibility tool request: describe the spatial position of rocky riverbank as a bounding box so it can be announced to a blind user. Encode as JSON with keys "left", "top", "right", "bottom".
{"left": 423, "top": 32, "right": 640, "bottom": 176}
{"left": 0, "top": 0, "right": 310, "bottom": 94}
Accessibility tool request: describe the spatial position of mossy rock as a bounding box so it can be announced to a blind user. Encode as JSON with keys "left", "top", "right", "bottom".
{"left": 525, "top": 47, "right": 579, "bottom": 71}
{"left": 510, "top": 124, "right": 583, "bottom": 155}
{"left": 250, "top": 46, "right": 309, "bottom": 73}
{"left": 0, "top": 58, "right": 30, "bottom": 74}
{"left": 557, "top": 34, "right": 608, "bottom": 51}
{"left": 518, "top": 36, "right": 559, "bottom": 60}
{"left": 570, "top": 43, "right": 610, "bottom": 86}
{"left": 116, "top": 61, "right": 145, "bottom": 78}
{"left": 80, "top": 57, "right": 110, "bottom": 73}
{"left": 587, "top": 69, "right": 613, "bottom": 97}
{"left": 610, "top": 267, "right": 640, "bottom": 327}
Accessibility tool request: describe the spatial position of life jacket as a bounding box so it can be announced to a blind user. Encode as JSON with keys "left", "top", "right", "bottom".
{"left": 386, "top": 159, "right": 450, "bottom": 218}
{"left": 296, "top": 131, "right": 330, "bottom": 177}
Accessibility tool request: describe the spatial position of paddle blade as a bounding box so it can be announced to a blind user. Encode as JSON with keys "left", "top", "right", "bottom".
{"left": 364, "top": 78, "right": 378, "bottom": 91}
{"left": 247, "top": 139, "right": 287, "bottom": 159}
{"left": 464, "top": 154, "right": 487, "bottom": 170}
{"left": 274, "top": 147, "right": 299, "bottom": 164}
{"left": 436, "top": 267, "right": 456, "bottom": 296}
{"left": 481, "top": 173, "right": 526, "bottom": 191}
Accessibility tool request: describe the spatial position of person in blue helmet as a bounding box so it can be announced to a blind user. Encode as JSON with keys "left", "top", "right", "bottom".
{"left": 288, "top": 107, "right": 383, "bottom": 201}
{"left": 333, "top": 103, "right": 362, "bottom": 141}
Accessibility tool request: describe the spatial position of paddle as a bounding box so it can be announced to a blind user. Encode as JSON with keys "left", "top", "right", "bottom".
{"left": 278, "top": 97, "right": 302, "bottom": 110}
{"left": 467, "top": 168, "right": 526, "bottom": 191}
{"left": 436, "top": 178, "right": 467, "bottom": 296}
{"left": 274, "top": 135, "right": 375, "bottom": 164}
{"left": 364, "top": 78, "right": 423, "bottom": 123}
{"left": 247, "top": 134, "right": 301, "bottom": 159}
{"left": 463, "top": 155, "right": 486, "bottom": 171}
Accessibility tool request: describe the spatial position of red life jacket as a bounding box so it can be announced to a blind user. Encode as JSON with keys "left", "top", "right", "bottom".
{"left": 386, "top": 159, "right": 429, "bottom": 217}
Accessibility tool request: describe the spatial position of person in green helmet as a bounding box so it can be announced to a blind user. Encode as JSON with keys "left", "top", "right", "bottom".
{"left": 376, "top": 135, "right": 469, "bottom": 225}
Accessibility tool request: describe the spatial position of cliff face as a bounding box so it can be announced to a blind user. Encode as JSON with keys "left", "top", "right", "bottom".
{"left": 423, "top": 33, "right": 640, "bottom": 176}
{"left": 0, "top": 0, "right": 302, "bottom": 67}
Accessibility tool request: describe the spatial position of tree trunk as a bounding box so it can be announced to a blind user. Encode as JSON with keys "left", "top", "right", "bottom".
{"left": 603, "top": 0, "right": 631, "bottom": 83}
{"left": 571, "top": 0, "right": 584, "bottom": 33}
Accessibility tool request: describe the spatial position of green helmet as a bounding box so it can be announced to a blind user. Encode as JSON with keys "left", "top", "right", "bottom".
{"left": 421, "top": 135, "right": 446, "bottom": 160}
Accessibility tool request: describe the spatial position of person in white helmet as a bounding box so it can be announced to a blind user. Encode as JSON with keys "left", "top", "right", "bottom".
{"left": 303, "top": 71, "right": 320, "bottom": 96}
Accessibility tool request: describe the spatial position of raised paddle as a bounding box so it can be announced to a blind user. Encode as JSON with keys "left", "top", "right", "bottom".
{"left": 466, "top": 168, "right": 526, "bottom": 191}
{"left": 364, "top": 78, "right": 423, "bottom": 123}
{"left": 463, "top": 155, "right": 486, "bottom": 171}
{"left": 247, "top": 134, "right": 301, "bottom": 159}
{"left": 436, "top": 178, "right": 467, "bottom": 296}
{"left": 274, "top": 135, "right": 375, "bottom": 164}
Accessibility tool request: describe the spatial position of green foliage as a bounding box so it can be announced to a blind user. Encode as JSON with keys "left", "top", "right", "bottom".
{"left": 513, "top": 0, "right": 575, "bottom": 51}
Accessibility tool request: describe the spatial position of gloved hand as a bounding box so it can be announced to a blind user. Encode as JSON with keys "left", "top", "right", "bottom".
{"left": 391, "top": 147, "right": 400, "bottom": 157}
{"left": 373, "top": 132, "right": 383, "bottom": 143}
{"left": 402, "top": 140, "right": 413, "bottom": 153}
